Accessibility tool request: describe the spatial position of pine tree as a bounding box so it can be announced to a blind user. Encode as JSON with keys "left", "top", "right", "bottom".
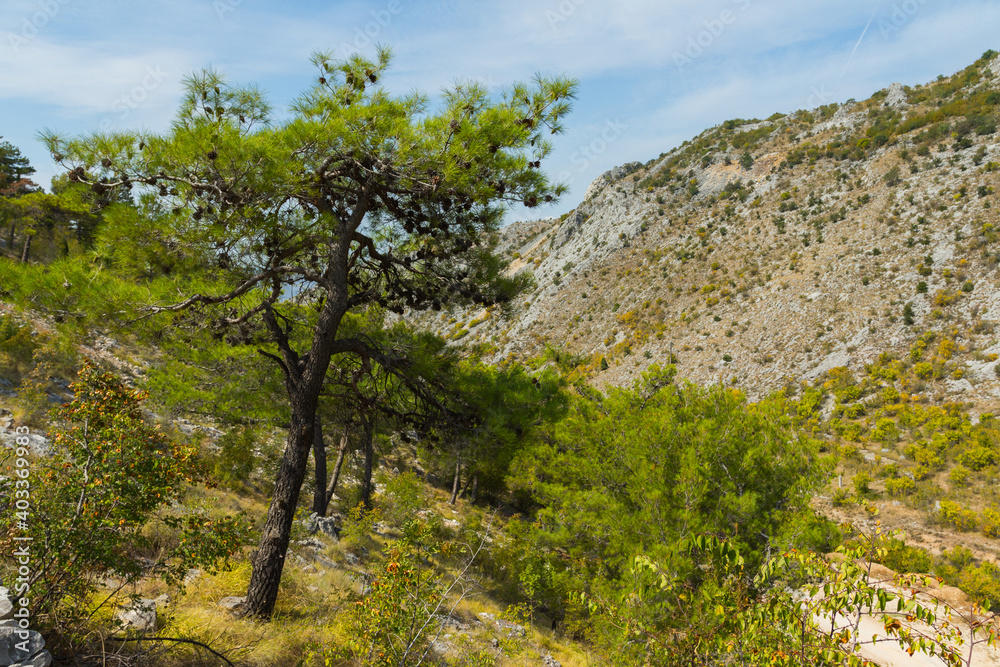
{"left": 43, "top": 47, "right": 575, "bottom": 619}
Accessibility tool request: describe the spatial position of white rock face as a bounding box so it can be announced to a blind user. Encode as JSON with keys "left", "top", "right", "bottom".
{"left": 882, "top": 82, "right": 908, "bottom": 109}
{"left": 804, "top": 351, "right": 852, "bottom": 381}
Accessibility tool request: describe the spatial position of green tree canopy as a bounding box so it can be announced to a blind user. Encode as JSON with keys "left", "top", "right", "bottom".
{"left": 0, "top": 138, "right": 35, "bottom": 187}
{"left": 505, "top": 366, "right": 830, "bottom": 617}
{"left": 42, "top": 46, "right": 576, "bottom": 618}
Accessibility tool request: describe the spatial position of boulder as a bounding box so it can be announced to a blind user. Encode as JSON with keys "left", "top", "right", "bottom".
{"left": 15, "top": 649, "right": 53, "bottom": 666}
{"left": 217, "top": 596, "right": 245, "bottom": 612}
{"left": 115, "top": 598, "right": 157, "bottom": 633}
{"left": 0, "top": 432, "right": 51, "bottom": 457}
{"left": 304, "top": 512, "right": 341, "bottom": 539}
{"left": 0, "top": 587, "right": 14, "bottom": 620}
{"left": 543, "top": 653, "right": 562, "bottom": 667}
{"left": 0, "top": 626, "right": 47, "bottom": 665}
{"left": 882, "top": 82, "right": 908, "bottom": 109}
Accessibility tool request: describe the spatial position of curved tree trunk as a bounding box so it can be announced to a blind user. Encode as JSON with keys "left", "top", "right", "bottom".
{"left": 324, "top": 424, "right": 351, "bottom": 514}
{"left": 311, "top": 414, "right": 327, "bottom": 516}
{"left": 242, "top": 244, "right": 353, "bottom": 620}
{"left": 242, "top": 407, "right": 314, "bottom": 619}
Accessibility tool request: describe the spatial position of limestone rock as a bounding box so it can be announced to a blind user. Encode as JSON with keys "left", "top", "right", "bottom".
{"left": 0, "top": 626, "right": 47, "bottom": 665}
{"left": 0, "top": 432, "right": 51, "bottom": 457}
{"left": 12, "top": 649, "right": 52, "bottom": 667}
{"left": 304, "top": 512, "right": 341, "bottom": 539}
{"left": 882, "top": 82, "right": 908, "bottom": 109}
{"left": 116, "top": 598, "right": 157, "bottom": 633}
{"left": 0, "top": 587, "right": 14, "bottom": 620}
{"left": 217, "top": 596, "right": 245, "bottom": 612}
{"left": 477, "top": 612, "right": 526, "bottom": 637}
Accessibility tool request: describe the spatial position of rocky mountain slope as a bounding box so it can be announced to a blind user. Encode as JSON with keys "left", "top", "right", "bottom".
{"left": 416, "top": 50, "right": 1000, "bottom": 411}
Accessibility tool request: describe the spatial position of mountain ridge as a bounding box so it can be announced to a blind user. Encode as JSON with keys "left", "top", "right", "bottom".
{"left": 414, "top": 49, "right": 1000, "bottom": 412}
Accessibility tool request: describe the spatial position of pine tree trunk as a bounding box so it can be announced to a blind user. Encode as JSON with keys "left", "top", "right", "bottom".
{"left": 360, "top": 414, "right": 375, "bottom": 508}
{"left": 242, "top": 409, "right": 314, "bottom": 619}
{"left": 324, "top": 424, "right": 350, "bottom": 513}
{"left": 311, "top": 414, "right": 326, "bottom": 516}
{"left": 459, "top": 472, "right": 474, "bottom": 499}
{"left": 449, "top": 454, "right": 461, "bottom": 505}
{"left": 470, "top": 475, "right": 478, "bottom": 503}
{"left": 20, "top": 234, "right": 30, "bottom": 263}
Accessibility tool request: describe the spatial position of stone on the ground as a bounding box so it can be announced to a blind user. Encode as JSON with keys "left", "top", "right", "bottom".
{"left": 303, "top": 512, "right": 341, "bottom": 539}
{"left": 0, "top": 587, "right": 14, "bottom": 620}
{"left": 0, "top": 432, "right": 51, "bottom": 457}
{"left": 12, "top": 649, "right": 52, "bottom": 667}
{"left": 477, "top": 612, "right": 526, "bottom": 637}
{"left": 218, "top": 596, "right": 245, "bottom": 612}
{"left": 0, "top": 626, "right": 46, "bottom": 665}
{"left": 115, "top": 598, "right": 157, "bottom": 633}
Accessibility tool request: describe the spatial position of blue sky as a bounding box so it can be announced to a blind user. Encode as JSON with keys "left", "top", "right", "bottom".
{"left": 1, "top": 0, "right": 998, "bottom": 221}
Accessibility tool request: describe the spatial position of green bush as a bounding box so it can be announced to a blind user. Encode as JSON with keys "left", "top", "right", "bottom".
{"left": 938, "top": 500, "right": 979, "bottom": 531}
{"left": 949, "top": 465, "right": 972, "bottom": 486}
{"left": 885, "top": 476, "right": 916, "bottom": 496}
{"left": 982, "top": 507, "right": 1000, "bottom": 538}
{"left": 853, "top": 471, "right": 872, "bottom": 497}
{"left": 880, "top": 537, "right": 932, "bottom": 574}
{"left": 959, "top": 446, "right": 996, "bottom": 471}
{"left": 0, "top": 314, "right": 39, "bottom": 378}
{"left": 1, "top": 363, "right": 250, "bottom": 651}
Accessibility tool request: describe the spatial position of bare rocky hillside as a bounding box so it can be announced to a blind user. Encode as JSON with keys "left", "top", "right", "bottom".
{"left": 415, "top": 51, "right": 1000, "bottom": 411}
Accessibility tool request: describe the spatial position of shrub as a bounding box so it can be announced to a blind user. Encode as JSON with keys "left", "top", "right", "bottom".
{"left": 0, "top": 314, "right": 40, "bottom": 379}
{"left": 982, "top": 507, "right": 1000, "bottom": 538}
{"left": 831, "top": 487, "right": 852, "bottom": 506}
{"left": 885, "top": 476, "right": 915, "bottom": 496}
{"left": 959, "top": 446, "right": 996, "bottom": 471}
{"left": 853, "top": 471, "right": 872, "bottom": 497}
{"left": 938, "top": 500, "right": 978, "bottom": 531}
{"left": 872, "top": 418, "right": 899, "bottom": 443}
{"left": 932, "top": 289, "right": 961, "bottom": 307}
{"left": 949, "top": 465, "right": 972, "bottom": 486}
{"left": 3, "top": 363, "right": 250, "bottom": 649}
{"left": 880, "top": 537, "right": 932, "bottom": 574}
